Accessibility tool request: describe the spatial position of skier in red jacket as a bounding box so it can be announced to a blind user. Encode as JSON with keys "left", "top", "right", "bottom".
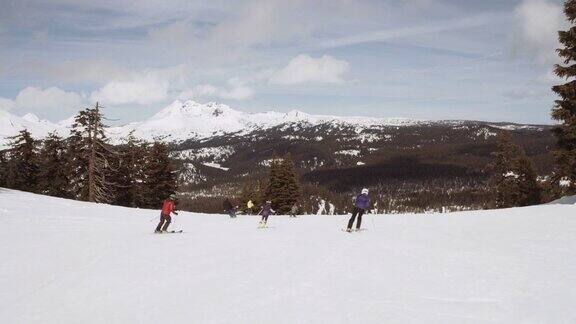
{"left": 155, "top": 194, "right": 178, "bottom": 233}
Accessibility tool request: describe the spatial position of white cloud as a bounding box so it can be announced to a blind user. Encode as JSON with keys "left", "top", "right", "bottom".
{"left": 319, "top": 12, "right": 507, "bottom": 49}
{"left": 0, "top": 97, "right": 15, "bottom": 111}
{"left": 513, "top": 0, "right": 566, "bottom": 65}
{"left": 147, "top": 21, "right": 197, "bottom": 51}
{"left": 221, "top": 78, "right": 254, "bottom": 100}
{"left": 270, "top": 54, "right": 349, "bottom": 85}
{"left": 32, "top": 30, "right": 50, "bottom": 43}
{"left": 14, "top": 87, "right": 85, "bottom": 110}
{"left": 89, "top": 65, "right": 190, "bottom": 106}
{"left": 91, "top": 73, "right": 169, "bottom": 105}
{"left": 211, "top": 0, "right": 287, "bottom": 46}
{"left": 178, "top": 79, "right": 254, "bottom": 101}
{"left": 180, "top": 84, "right": 219, "bottom": 98}
{"left": 8, "top": 59, "right": 130, "bottom": 85}
{"left": 48, "top": 60, "right": 129, "bottom": 84}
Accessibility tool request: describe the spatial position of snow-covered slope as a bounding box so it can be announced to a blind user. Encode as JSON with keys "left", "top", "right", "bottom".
{"left": 1, "top": 189, "right": 575, "bottom": 323}
{"left": 548, "top": 195, "right": 576, "bottom": 205}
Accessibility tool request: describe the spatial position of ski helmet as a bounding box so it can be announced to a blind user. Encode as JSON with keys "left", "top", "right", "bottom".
{"left": 266, "top": 200, "right": 272, "bottom": 204}
{"left": 361, "top": 188, "right": 369, "bottom": 195}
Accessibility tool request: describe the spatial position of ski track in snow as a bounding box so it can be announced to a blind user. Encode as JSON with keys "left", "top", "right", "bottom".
{"left": 1, "top": 189, "right": 576, "bottom": 323}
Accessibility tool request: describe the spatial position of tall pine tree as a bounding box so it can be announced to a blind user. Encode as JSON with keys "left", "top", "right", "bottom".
{"left": 38, "top": 132, "right": 71, "bottom": 198}
{"left": 68, "top": 103, "right": 116, "bottom": 202}
{"left": 143, "top": 141, "right": 177, "bottom": 208}
{"left": 552, "top": 0, "right": 576, "bottom": 194}
{"left": 489, "top": 132, "right": 541, "bottom": 208}
{"left": 265, "top": 154, "right": 301, "bottom": 214}
{"left": 0, "top": 149, "right": 8, "bottom": 188}
{"left": 6, "top": 129, "right": 39, "bottom": 192}
{"left": 113, "top": 132, "right": 149, "bottom": 207}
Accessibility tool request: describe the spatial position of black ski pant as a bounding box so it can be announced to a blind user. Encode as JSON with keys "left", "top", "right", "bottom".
{"left": 347, "top": 207, "right": 365, "bottom": 230}
{"left": 261, "top": 214, "right": 270, "bottom": 223}
{"left": 155, "top": 214, "right": 171, "bottom": 232}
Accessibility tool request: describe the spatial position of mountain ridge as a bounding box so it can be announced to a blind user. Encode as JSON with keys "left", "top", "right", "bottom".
{"left": 0, "top": 99, "right": 547, "bottom": 147}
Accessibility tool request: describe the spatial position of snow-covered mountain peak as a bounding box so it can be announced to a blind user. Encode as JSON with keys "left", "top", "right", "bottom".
{"left": 57, "top": 115, "right": 76, "bottom": 128}
{"left": 152, "top": 100, "right": 240, "bottom": 120}
{"left": 22, "top": 113, "right": 40, "bottom": 123}
{"left": 0, "top": 110, "right": 67, "bottom": 147}
{"left": 283, "top": 109, "right": 312, "bottom": 120}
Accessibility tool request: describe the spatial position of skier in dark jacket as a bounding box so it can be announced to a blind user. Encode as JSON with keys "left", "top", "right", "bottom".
{"left": 258, "top": 200, "right": 275, "bottom": 228}
{"left": 346, "top": 188, "right": 370, "bottom": 232}
{"left": 155, "top": 194, "right": 178, "bottom": 233}
{"left": 223, "top": 199, "right": 237, "bottom": 218}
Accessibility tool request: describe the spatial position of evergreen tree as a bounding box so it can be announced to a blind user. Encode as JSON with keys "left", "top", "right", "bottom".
{"left": 0, "top": 149, "right": 8, "bottom": 188}
{"left": 552, "top": 0, "right": 576, "bottom": 194}
{"left": 144, "top": 141, "right": 177, "bottom": 208}
{"left": 489, "top": 132, "right": 541, "bottom": 208}
{"left": 265, "top": 154, "right": 301, "bottom": 213}
{"left": 38, "top": 132, "right": 71, "bottom": 198}
{"left": 265, "top": 158, "right": 282, "bottom": 208}
{"left": 242, "top": 178, "right": 267, "bottom": 212}
{"left": 6, "top": 129, "right": 39, "bottom": 192}
{"left": 68, "top": 103, "right": 115, "bottom": 202}
{"left": 113, "top": 132, "right": 149, "bottom": 207}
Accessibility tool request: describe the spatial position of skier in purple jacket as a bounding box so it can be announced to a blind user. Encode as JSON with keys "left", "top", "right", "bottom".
{"left": 346, "top": 188, "right": 371, "bottom": 232}
{"left": 258, "top": 200, "right": 275, "bottom": 228}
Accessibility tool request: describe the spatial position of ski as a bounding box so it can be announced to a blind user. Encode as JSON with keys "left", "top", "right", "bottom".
{"left": 154, "top": 230, "right": 183, "bottom": 234}
{"left": 341, "top": 228, "right": 364, "bottom": 233}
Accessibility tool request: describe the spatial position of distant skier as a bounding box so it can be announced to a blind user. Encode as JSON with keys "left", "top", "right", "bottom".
{"left": 246, "top": 200, "right": 254, "bottom": 215}
{"left": 223, "top": 199, "right": 237, "bottom": 218}
{"left": 346, "top": 188, "right": 370, "bottom": 232}
{"left": 155, "top": 194, "right": 179, "bottom": 233}
{"left": 289, "top": 203, "right": 299, "bottom": 218}
{"left": 258, "top": 200, "right": 275, "bottom": 228}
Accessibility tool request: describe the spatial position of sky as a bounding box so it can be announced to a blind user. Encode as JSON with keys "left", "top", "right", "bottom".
{"left": 0, "top": 0, "right": 569, "bottom": 125}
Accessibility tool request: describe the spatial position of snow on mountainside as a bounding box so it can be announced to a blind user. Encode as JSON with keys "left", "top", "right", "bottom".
{"left": 0, "top": 99, "right": 545, "bottom": 148}
{"left": 0, "top": 110, "right": 67, "bottom": 146}
{"left": 1, "top": 188, "right": 576, "bottom": 323}
{"left": 107, "top": 100, "right": 424, "bottom": 143}
{"left": 2, "top": 100, "right": 421, "bottom": 147}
